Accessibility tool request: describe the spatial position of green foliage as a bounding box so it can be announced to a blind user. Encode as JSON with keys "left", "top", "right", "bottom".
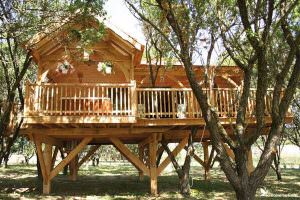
{"left": 0, "top": 0, "right": 107, "bottom": 164}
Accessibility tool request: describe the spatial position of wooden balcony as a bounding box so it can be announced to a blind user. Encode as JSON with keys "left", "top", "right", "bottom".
{"left": 23, "top": 82, "right": 291, "bottom": 127}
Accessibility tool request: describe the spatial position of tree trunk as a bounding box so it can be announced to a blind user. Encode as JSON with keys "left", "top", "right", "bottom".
{"left": 179, "top": 171, "right": 190, "bottom": 195}
{"left": 235, "top": 187, "right": 256, "bottom": 200}
{"left": 3, "top": 158, "right": 8, "bottom": 168}
{"left": 275, "top": 168, "right": 282, "bottom": 181}
{"left": 273, "top": 155, "right": 282, "bottom": 181}
{"left": 36, "top": 154, "right": 43, "bottom": 192}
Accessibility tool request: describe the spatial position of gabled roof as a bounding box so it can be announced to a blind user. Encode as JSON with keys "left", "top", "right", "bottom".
{"left": 25, "top": 16, "right": 144, "bottom": 66}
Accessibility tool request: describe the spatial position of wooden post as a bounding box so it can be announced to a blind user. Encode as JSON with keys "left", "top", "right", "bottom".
{"left": 43, "top": 144, "right": 52, "bottom": 194}
{"left": 138, "top": 144, "right": 144, "bottom": 181}
{"left": 69, "top": 141, "right": 78, "bottom": 181}
{"left": 149, "top": 133, "right": 158, "bottom": 195}
{"left": 69, "top": 155, "right": 78, "bottom": 181}
{"left": 247, "top": 148, "right": 254, "bottom": 174}
{"left": 203, "top": 142, "right": 211, "bottom": 181}
{"left": 131, "top": 80, "right": 137, "bottom": 117}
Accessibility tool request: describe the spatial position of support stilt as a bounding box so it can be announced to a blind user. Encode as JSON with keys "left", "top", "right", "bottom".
{"left": 149, "top": 134, "right": 158, "bottom": 195}
{"left": 138, "top": 144, "right": 145, "bottom": 181}
{"left": 69, "top": 155, "right": 78, "bottom": 181}
{"left": 43, "top": 144, "right": 52, "bottom": 194}
{"left": 203, "top": 142, "right": 211, "bottom": 181}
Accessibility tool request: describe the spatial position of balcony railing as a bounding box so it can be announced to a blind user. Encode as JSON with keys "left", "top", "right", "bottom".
{"left": 136, "top": 88, "right": 274, "bottom": 119}
{"left": 24, "top": 82, "right": 277, "bottom": 121}
{"left": 24, "top": 82, "right": 136, "bottom": 117}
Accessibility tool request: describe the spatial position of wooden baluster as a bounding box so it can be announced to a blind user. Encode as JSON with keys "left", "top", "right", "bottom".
{"left": 106, "top": 87, "right": 109, "bottom": 115}
{"left": 229, "top": 89, "right": 233, "bottom": 117}
{"left": 111, "top": 87, "right": 113, "bottom": 115}
{"left": 191, "top": 91, "right": 195, "bottom": 118}
{"left": 143, "top": 91, "right": 146, "bottom": 117}
{"left": 115, "top": 87, "right": 118, "bottom": 116}
{"left": 60, "top": 85, "right": 63, "bottom": 115}
{"left": 46, "top": 86, "right": 49, "bottom": 115}
{"left": 100, "top": 86, "right": 103, "bottom": 115}
{"left": 162, "top": 91, "right": 165, "bottom": 117}
{"left": 127, "top": 87, "right": 131, "bottom": 116}
{"left": 225, "top": 89, "right": 229, "bottom": 117}
{"left": 219, "top": 89, "right": 223, "bottom": 117}
{"left": 124, "top": 87, "right": 126, "bottom": 115}
{"left": 138, "top": 90, "right": 141, "bottom": 117}
{"left": 151, "top": 91, "right": 154, "bottom": 118}
{"left": 68, "top": 86, "right": 71, "bottom": 115}
{"left": 166, "top": 91, "right": 172, "bottom": 118}
{"left": 24, "top": 83, "right": 29, "bottom": 116}
{"left": 50, "top": 86, "right": 53, "bottom": 115}
{"left": 172, "top": 91, "right": 176, "bottom": 118}
{"left": 78, "top": 86, "right": 81, "bottom": 115}
{"left": 97, "top": 86, "right": 99, "bottom": 116}
{"left": 159, "top": 91, "right": 162, "bottom": 118}
{"left": 55, "top": 86, "right": 58, "bottom": 115}
{"left": 131, "top": 80, "right": 137, "bottom": 117}
{"left": 155, "top": 91, "right": 158, "bottom": 118}
{"left": 120, "top": 87, "right": 123, "bottom": 115}
{"left": 88, "top": 87, "right": 91, "bottom": 115}
{"left": 63, "top": 86, "right": 66, "bottom": 115}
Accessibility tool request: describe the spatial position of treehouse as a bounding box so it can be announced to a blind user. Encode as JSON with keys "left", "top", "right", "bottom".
{"left": 20, "top": 19, "right": 293, "bottom": 195}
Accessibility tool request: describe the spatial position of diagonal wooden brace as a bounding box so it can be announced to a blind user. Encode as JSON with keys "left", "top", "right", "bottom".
{"left": 49, "top": 137, "right": 92, "bottom": 180}
{"left": 110, "top": 137, "right": 150, "bottom": 176}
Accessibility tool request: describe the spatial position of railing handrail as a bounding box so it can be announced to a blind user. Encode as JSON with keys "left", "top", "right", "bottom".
{"left": 137, "top": 87, "right": 276, "bottom": 92}
{"left": 28, "top": 82, "right": 135, "bottom": 87}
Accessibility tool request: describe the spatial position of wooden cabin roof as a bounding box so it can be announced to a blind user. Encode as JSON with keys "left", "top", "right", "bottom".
{"left": 25, "top": 17, "right": 144, "bottom": 68}
{"left": 135, "top": 64, "right": 244, "bottom": 88}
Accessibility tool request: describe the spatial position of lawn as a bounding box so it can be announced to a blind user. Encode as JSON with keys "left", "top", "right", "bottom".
{"left": 0, "top": 163, "right": 299, "bottom": 199}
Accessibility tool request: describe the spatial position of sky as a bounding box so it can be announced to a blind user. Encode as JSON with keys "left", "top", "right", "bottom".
{"left": 104, "top": 0, "right": 219, "bottom": 65}
{"left": 104, "top": 0, "right": 145, "bottom": 44}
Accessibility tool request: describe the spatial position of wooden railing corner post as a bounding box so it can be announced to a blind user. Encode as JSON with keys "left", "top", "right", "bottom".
{"left": 24, "top": 81, "right": 30, "bottom": 116}
{"left": 131, "top": 80, "right": 137, "bottom": 117}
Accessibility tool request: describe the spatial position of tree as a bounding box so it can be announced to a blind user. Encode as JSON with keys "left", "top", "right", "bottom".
{"left": 142, "top": 15, "right": 174, "bottom": 87}
{"left": 288, "top": 97, "right": 300, "bottom": 148}
{"left": 125, "top": 0, "right": 300, "bottom": 199}
{"left": 126, "top": 1, "right": 216, "bottom": 195}
{"left": 0, "top": 0, "right": 106, "bottom": 166}
{"left": 256, "top": 131, "right": 287, "bottom": 181}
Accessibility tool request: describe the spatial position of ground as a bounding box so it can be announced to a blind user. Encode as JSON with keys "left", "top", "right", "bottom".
{"left": 0, "top": 163, "right": 299, "bottom": 200}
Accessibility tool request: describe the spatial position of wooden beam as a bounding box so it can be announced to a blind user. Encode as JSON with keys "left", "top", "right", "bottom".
{"left": 138, "top": 136, "right": 152, "bottom": 147}
{"left": 220, "top": 75, "right": 239, "bottom": 87}
{"left": 49, "top": 137, "right": 92, "bottom": 180}
{"left": 208, "top": 147, "right": 215, "bottom": 168}
{"left": 22, "top": 127, "right": 168, "bottom": 136}
{"left": 149, "top": 133, "right": 158, "bottom": 195}
{"left": 110, "top": 137, "right": 149, "bottom": 176}
{"left": 34, "top": 139, "right": 47, "bottom": 183}
{"left": 203, "top": 142, "right": 210, "bottom": 181}
{"left": 157, "top": 137, "right": 188, "bottom": 175}
{"left": 34, "top": 135, "right": 63, "bottom": 147}
{"left": 77, "top": 145, "right": 101, "bottom": 170}
{"left": 23, "top": 116, "right": 137, "bottom": 124}
{"left": 51, "top": 146, "right": 59, "bottom": 170}
{"left": 184, "top": 147, "right": 205, "bottom": 167}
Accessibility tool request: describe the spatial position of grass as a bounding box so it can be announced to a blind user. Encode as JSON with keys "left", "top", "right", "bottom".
{"left": 0, "top": 164, "right": 300, "bottom": 199}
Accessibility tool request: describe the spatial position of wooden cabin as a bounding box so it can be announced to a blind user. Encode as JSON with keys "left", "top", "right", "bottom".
{"left": 20, "top": 19, "right": 292, "bottom": 195}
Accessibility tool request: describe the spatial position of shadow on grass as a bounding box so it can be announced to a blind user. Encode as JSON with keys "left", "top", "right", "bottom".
{"left": 0, "top": 164, "right": 299, "bottom": 199}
